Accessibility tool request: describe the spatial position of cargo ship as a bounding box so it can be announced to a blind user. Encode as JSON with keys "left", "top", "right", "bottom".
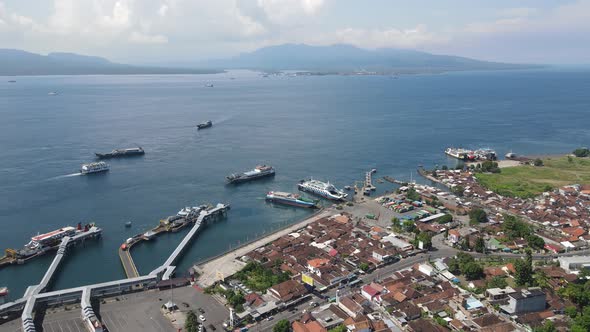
{"left": 226, "top": 165, "right": 275, "bottom": 184}
{"left": 0, "top": 223, "right": 102, "bottom": 267}
{"left": 445, "top": 147, "right": 496, "bottom": 161}
{"left": 445, "top": 147, "right": 475, "bottom": 161}
{"left": 197, "top": 120, "right": 213, "bottom": 129}
{"left": 80, "top": 161, "right": 109, "bottom": 174}
{"left": 266, "top": 191, "right": 319, "bottom": 208}
{"left": 298, "top": 179, "right": 347, "bottom": 201}
{"left": 95, "top": 146, "right": 144, "bottom": 159}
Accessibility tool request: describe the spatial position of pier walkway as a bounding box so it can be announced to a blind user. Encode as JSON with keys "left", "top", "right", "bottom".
{"left": 151, "top": 203, "right": 229, "bottom": 280}
{"left": 194, "top": 209, "right": 331, "bottom": 288}
{"left": 119, "top": 244, "right": 140, "bottom": 279}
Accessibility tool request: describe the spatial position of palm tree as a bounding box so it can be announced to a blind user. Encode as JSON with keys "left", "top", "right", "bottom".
{"left": 534, "top": 270, "right": 551, "bottom": 289}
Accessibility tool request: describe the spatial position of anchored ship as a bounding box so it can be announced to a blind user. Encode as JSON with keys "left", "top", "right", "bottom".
{"left": 266, "top": 191, "right": 319, "bottom": 208}
{"left": 226, "top": 165, "right": 275, "bottom": 184}
{"left": 80, "top": 161, "right": 109, "bottom": 174}
{"left": 197, "top": 120, "right": 213, "bottom": 129}
{"left": 445, "top": 147, "right": 496, "bottom": 161}
{"left": 298, "top": 179, "right": 347, "bottom": 201}
{"left": 0, "top": 223, "right": 102, "bottom": 267}
{"left": 95, "top": 146, "right": 144, "bottom": 159}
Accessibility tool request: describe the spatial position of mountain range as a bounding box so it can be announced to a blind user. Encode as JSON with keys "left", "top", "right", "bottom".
{"left": 0, "top": 44, "right": 535, "bottom": 76}
{"left": 207, "top": 44, "right": 534, "bottom": 73}
{"left": 0, "top": 49, "right": 219, "bottom": 76}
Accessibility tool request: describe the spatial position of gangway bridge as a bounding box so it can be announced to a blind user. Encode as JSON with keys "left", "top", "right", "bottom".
{"left": 0, "top": 203, "right": 229, "bottom": 332}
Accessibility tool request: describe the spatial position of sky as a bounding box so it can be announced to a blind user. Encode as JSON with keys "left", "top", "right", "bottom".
{"left": 0, "top": 0, "right": 589, "bottom": 64}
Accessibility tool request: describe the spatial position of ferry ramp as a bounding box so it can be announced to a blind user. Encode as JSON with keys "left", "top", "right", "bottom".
{"left": 119, "top": 242, "right": 140, "bottom": 279}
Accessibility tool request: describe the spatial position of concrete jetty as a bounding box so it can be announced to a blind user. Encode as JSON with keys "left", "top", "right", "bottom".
{"left": 193, "top": 209, "right": 331, "bottom": 288}
{"left": 119, "top": 203, "right": 230, "bottom": 279}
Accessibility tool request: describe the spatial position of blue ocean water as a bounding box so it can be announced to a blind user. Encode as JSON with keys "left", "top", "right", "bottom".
{"left": 0, "top": 68, "right": 589, "bottom": 300}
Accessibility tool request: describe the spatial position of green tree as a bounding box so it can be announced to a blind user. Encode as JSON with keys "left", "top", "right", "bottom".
{"left": 573, "top": 148, "right": 590, "bottom": 158}
{"left": 527, "top": 234, "right": 545, "bottom": 250}
{"left": 447, "top": 257, "right": 461, "bottom": 274}
{"left": 514, "top": 250, "right": 534, "bottom": 286}
{"left": 469, "top": 208, "right": 488, "bottom": 225}
{"left": 474, "top": 237, "right": 486, "bottom": 253}
{"left": 414, "top": 232, "right": 433, "bottom": 250}
{"left": 565, "top": 306, "right": 578, "bottom": 318}
{"left": 273, "top": 319, "right": 291, "bottom": 332}
{"left": 437, "top": 214, "right": 453, "bottom": 224}
{"left": 402, "top": 220, "right": 416, "bottom": 233}
{"left": 534, "top": 270, "right": 551, "bottom": 289}
{"left": 533, "top": 319, "right": 556, "bottom": 332}
{"left": 534, "top": 158, "right": 544, "bottom": 166}
{"left": 329, "top": 326, "right": 348, "bottom": 332}
{"left": 185, "top": 311, "right": 199, "bottom": 332}
{"left": 487, "top": 276, "right": 508, "bottom": 289}
{"left": 502, "top": 214, "right": 531, "bottom": 239}
{"left": 359, "top": 262, "right": 370, "bottom": 272}
{"left": 406, "top": 187, "right": 421, "bottom": 201}
{"left": 441, "top": 165, "right": 448, "bottom": 171}
{"left": 463, "top": 262, "right": 484, "bottom": 280}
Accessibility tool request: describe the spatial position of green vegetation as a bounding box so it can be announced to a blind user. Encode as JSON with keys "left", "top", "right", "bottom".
{"left": 514, "top": 249, "right": 534, "bottom": 286}
{"left": 479, "top": 160, "right": 501, "bottom": 173}
{"left": 448, "top": 252, "right": 483, "bottom": 280}
{"left": 573, "top": 148, "right": 590, "bottom": 158}
{"left": 413, "top": 232, "right": 433, "bottom": 250}
{"left": 359, "top": 262, "right": 370, "bottom": 272}
{"left": 234, "top": 261, "right": 291, "bottom": 292}
{"left": 185, "top": 311, "right": 199, "bottom": 332}
{"left": 487, "top": 276, "right": 508, "bottom": 289}
{"left": 502, "top": 214, "right": 530, "bottom": 239}
{"left": 406, "top": 187, "right": 421, "bottom": 201}
{"left": 437, "top": 214, "right": 453, "bottom": 224}
{"left": 533, "top": 320, "right": 556, "bottom": 332}
{"left": 559, "top": 277, "right": 590, "bottom": 331}
{"left": 501, "top": 215, "right": 545, "bottom": 249}
{"left": 527, "top": 234, "right": 545, "bottom": 250}
{"left": 469, "top": 208, "right": 488, "bottom": 225}
{"left": 329, "top": 325, "right": 347, "bottom": 332}
{"left": 273, "top": 319, "right": 291, "bottom": 332}
{"left": 474, "top": 156, "right": 590, "bottom": 198}
{"left": 474, "top": 236, "right": 486, "bottom": 253}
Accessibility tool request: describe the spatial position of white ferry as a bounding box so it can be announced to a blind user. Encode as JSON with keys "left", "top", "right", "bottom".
{"left": 297, "top": 179, "right": 347, "bottom": 201}
{"left": 80, "top": 161, "right": 110, "bottom": 175}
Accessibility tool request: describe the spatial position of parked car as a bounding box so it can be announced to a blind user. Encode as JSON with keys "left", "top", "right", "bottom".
{"left": 266, "top": 316, "right": 274, "bottom": 321}
{"left": 198, "top": 308, "right": 205, "bottom": 314}
{"left": 199, "top": 315, "right": 206, "bottom": 322}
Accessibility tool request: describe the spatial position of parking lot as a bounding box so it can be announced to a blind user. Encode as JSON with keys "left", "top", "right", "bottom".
{"left": 0, "top": 286, "right": 229, "bottom": 332}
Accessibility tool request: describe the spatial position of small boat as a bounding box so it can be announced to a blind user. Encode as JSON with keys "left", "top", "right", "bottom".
{"left": 7, "top": 80, "right": 16, "bottom": 83}
{"left": 125, "top": 221, "right": 132, "bottom": 228}
{"left": 344, "top": 186, "right": 352, "bottom": 190}
{"left": 197, "top": 120, "right": 213, "bottom": 130}
{"left": 48, "top": 92, "right": 59, "bottom": 96}
{"left": 205, "top": 83, "right": 214, "bottom": 88}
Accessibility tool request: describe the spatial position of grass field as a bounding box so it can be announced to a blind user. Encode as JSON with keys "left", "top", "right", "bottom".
{"left": 475, "top": 156, "right": 590, "bottom": 198}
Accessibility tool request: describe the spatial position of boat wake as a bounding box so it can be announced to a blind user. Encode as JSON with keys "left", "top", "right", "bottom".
{"left": 214, "top": 115, "right": 232, "bottom": 125}
{"left": 47, "top": 173, "right": 81, "bottom": 181}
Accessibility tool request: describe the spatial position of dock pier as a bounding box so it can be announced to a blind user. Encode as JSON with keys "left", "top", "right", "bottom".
{"left": 119, "top": 203, "right": 230, "bottom": 279}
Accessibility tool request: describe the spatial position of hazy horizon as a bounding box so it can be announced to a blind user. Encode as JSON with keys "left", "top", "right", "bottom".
{"left": 1, "top": 1, "right": 590, "bottom": 65}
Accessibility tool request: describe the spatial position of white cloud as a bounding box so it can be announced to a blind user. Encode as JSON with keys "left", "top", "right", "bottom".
{"left": 129, "top": 30, "right": 167, "bottom": 44}
{"left": 499, "top": 7, "right": 537, "bottom": 18}
{"left": 321, "top": 25, "right": 448, "bottom": 49}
